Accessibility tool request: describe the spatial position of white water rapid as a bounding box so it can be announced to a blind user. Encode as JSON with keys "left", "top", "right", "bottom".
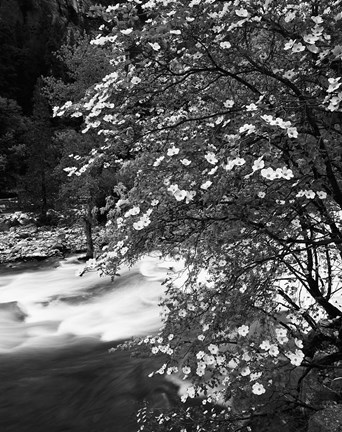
{"left": 0, "top": 255, "right": 176, "bottom": 353}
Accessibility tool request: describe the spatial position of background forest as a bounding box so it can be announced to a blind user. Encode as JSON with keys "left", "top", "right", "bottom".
{"left": 0, "top": 0, "right": 115, "bottom": 234}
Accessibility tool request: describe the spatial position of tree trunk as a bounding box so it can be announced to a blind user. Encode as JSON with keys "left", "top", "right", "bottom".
{"left": 40, "top": 168, "right": 48, "bottom": 221}
{"left": 84, "top": 204, "right": 94, "bottom": 259}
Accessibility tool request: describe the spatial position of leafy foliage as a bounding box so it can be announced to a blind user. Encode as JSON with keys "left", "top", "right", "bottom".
{"left": 57, "top": 1, "right": 342, "bottom": 430}
{"left": 0, "top": 97, "right": 30, "bottom": 196}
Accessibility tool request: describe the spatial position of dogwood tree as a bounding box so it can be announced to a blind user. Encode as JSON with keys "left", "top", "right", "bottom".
{"left": 56, "top": 0, "right": 342, "bottom": 430}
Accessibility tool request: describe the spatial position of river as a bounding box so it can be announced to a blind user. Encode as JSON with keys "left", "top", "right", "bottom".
{"left": 0, "top": 255, "right": 179, "bottom": 432}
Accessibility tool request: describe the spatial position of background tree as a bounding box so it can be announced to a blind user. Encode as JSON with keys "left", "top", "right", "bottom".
{"left": 0, "top": 97, "right": 30, "bottom": 198}
{"left": 57, "top": 1, "right": 342, "bottom": 430}
{"left": 53, "top": 128, "right": 118, "bottom": 257}
{"left": 44, "top": 31, "right": 117, "bottom": 255}
{"left": 17, "top": 80, "right": 61, "bottom": 219}
{"left": 44, "top": 32, "right": 114, "bottom": 106}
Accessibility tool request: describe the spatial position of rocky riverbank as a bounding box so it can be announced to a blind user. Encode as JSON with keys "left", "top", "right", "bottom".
{"left": 0, "top": 211, "right": 105, "bottom": 265}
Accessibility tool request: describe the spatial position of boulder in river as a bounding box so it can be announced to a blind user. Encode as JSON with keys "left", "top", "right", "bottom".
{"left": 0, "top": 301, "right": 27, "bottom": 322}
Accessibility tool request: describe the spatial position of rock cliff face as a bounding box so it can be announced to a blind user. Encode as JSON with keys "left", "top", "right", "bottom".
{"left": 0, "top": 0, "right": 92, "bottom": 112}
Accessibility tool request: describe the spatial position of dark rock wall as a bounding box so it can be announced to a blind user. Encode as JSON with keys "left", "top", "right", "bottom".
{"left": 0, "top": 0, "right": 92, "bottom": 112}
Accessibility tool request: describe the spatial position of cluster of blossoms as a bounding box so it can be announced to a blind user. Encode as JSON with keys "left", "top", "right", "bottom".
{"left": 180, "top": 158, "right": 191, "bottom": 166}
{"left": 275, "top": 328, "right": 289, "bottom": 344}
{"left": 167, "top": 146, "right": 180, "bottom": 156}
{"left": 261, "top": 114, "right": 298, "bottom": 138}
{"left": 167, "top": 184, "right": 197, "bottom": 202}
{"left": 223, "top": 99, "right": 234, "bottom": 108}
{"left": 260, "top": 166, "right": 294, "bottom": 180}
{"left": 52, "top": 100, "right": 73, "bottom": 117}
{"left": 90, "top": 34, "right": 118, "bottom": 46}
{"left": 63, "top": 166, "right": 78, "bottom": 177}
{"left": 200, "top": 180, "right": 212, "bottom": 190}
{"left": 124, "top": 205, "right": 140, "bottom": 218}
{"left": 237, "top": 325, "right": 249, "bottom": 336}
{"left": 323, "top": 78, "right": 342, "bottom": 111}
{"left": 259, "top": 340, "right": 280, "bottom": 357}
{"left": 204, "top": 152, "right": 218, "bottom": 165}
{"left": 239, "top": 123, "right": 256, "bottom": 135}
{"left": 296, "top": 190, "right": 328, "bottom": 199}
{"left": 153, "top": 155, "right": 165, "bottom": 167}
{"left": 118, "top": 204, "right": 156, "bottom": 232}
{"left": 153, "top": 317, "right": 289, "bottom": 402}
{"left": 132, "top": 210, "right": 152, "bottom": 231}
{"left": 285, "top": 349, "right": 305, "bottom": 366}
{"left": 223, "top": 157, "right": 246, "bottom": 171}
{"left": 194, "top": 345, "right": 226, "bottom": 379}
{"left": 252, "top": 382, "right": 266, "bottom": 395}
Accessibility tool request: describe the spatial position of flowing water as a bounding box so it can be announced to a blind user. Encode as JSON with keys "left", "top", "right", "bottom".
{"left": 0, "top": 255, "right": 180, "bottom": 432}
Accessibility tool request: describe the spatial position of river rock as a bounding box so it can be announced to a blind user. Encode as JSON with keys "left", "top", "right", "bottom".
{"left": 0, "top": 223, "right": 105, "bottom": 263}
{"left": 308, "top": 405, "right": 342, "bottom": 432}
{"left": 18, "top": 232, "right": 32, "bottom": 239}
{"left": 0, "top": 221, "right": 10, "bottom": 232}
{"left": 0, "top": 301, "right": 27, "bottom": 322}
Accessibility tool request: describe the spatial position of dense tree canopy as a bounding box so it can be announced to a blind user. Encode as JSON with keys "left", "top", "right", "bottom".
{"left": 56, "top": 1, "right": 342, "bottom": 430}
